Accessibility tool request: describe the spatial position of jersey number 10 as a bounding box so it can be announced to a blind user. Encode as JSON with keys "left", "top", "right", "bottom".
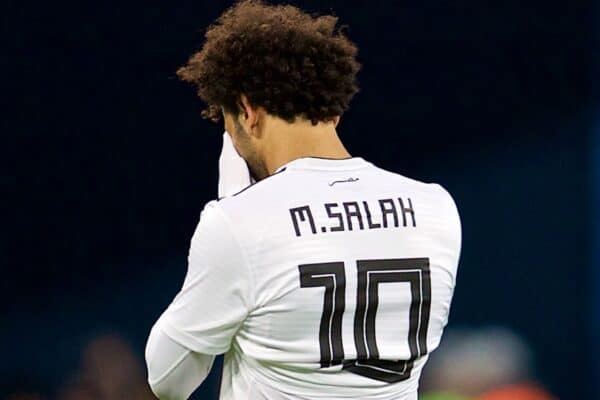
{"left": 299, "top": 258, "right": 431, "bottom": 384}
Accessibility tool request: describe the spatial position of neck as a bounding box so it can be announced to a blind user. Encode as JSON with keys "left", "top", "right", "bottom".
{"left": 261, "top": 119, "right": 351, "bottom": 175}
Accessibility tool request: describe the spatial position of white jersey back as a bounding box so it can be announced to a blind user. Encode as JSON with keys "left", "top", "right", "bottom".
{"left": 161, "top": 157, "right": 461, "bottom": 400}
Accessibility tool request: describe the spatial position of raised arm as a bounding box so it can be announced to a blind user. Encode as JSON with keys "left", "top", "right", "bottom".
{"left": 145, "top": 201, "right": 253, "bottom": 399}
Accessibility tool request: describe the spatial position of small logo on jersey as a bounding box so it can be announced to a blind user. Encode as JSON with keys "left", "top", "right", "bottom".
{"left": 329, "top": 177, "right": 359, "bottom": 187}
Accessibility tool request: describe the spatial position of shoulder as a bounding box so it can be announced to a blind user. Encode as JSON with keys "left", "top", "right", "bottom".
{"left": 196, "top": 200, "right": 226, "bottom": 228}
{"left": 215, "top": 168, "right": 292, "bottom": 214}
{"left": 189, "top": 200, "right": 254, "bottom": 282}
{"left": 197, "top": 171, "right": 292, "bottom": 251}
{"left": 428, "top": 182, "right": 460, "bottom": 217}
{"left": 427, "top": 182, "right": 462, "bottom": 250}
{"left": 376, "top": 165, "right": 457, "bottom": 201}
{"left": 374, "top": 165, "right": 461, "bottom": 223}
{"left": 192, "top": 200, "right": 237, "bottom": 251}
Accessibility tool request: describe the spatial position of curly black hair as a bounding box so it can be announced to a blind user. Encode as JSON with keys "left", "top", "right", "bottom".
{"left": 177, "top": 0, "right": 361, "bottom": 125}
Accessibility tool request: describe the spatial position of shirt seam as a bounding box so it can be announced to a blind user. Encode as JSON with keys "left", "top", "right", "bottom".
{"left": 160, "top": 315, "right": 230, "bottom": 354}
{"left": 285, "top": 166, "right": 371, "bottom": 171}
{"left": 283, "top": 162, "right": 371, "bottom": 171}
{"left": 278, "top": 156, "right": 369, "bottom": 170}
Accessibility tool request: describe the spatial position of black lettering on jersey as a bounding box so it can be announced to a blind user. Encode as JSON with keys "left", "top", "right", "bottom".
{"left": 325, "top": 203, "right": 345, "bottom": 232}
{"left": 290, "top": 206, "right": 317, "bottom": 237}
{"left": 398, "top": 197, "right": 416, "bottom": 227}
{"left": 378, "top": 199, "right": 399, "bottom": 228}
{"left": 343, "top": 202, "right": 364, "bottom": 231}
{"left": 362, "top": 201, "right": 381, "bottom": 229}
{"left": 291, "top": 197, "right": 416, "bottom": 237}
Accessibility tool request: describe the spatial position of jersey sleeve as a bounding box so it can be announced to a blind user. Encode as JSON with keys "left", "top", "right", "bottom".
{"left": 218, "top": 131, "right": 254, "bottom": 198}
{"left": 145, "top": 317, "right": 216, "bottom": 399}
{"left": 159, "top": 200, "right": 254, "bottom": 355}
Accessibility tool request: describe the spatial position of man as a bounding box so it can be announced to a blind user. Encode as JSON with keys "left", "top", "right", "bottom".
{"left": 145, "top": 1, "right": 461, "bottom": 399}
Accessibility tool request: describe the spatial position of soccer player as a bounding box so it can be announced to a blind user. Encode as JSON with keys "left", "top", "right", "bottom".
{"left": 145, "top": 1, "right": 462, "bottom": 399}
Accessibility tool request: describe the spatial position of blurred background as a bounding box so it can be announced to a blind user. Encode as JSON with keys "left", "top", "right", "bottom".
{"left": 3, "top": 0, "right": 598, "bottom": 399}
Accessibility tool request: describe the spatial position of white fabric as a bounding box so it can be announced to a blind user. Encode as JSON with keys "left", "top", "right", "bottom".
{"left": 160, "top": 200, "right": 253, "bottom": 355}
{"left": 145, "top": 317, "right": 216, "bottom": 399}
{"left": 154, "top": 157, "right": 461, "bottom": 399}
{"left": 218, "top": 131, "right": 253, "bottom": 198}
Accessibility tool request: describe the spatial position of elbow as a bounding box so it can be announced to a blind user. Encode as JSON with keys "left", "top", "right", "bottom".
{"left": 147, "top": 379, "right": 161, "bottom": 399}
{"left": 145, "top": 352, "right": 162, "bottom": 399}
{"left": 147, "top": 378, "right": 174, "bottom": 400}
{"left": 146, "top": 368, "right": 203, "bottom": 400}
{"left": 144, "top": 317, "right": 214, "bottom": 399}
{"left": 145, "top": 326, "right": 171, "bottom": 399}
{"left": 146, "top": 357, "right": 182, "bottom": 400}
{"left": 144, "top": 320, "right": 204, "bottom": 400}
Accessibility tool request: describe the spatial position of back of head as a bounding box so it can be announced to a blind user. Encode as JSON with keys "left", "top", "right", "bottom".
{"left": 177, "top": 0, "right": 361, "bottom": 125}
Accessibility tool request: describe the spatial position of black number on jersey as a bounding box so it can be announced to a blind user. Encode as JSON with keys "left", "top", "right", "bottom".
{"left": 298, "top": 262, "right": 346, "bottom": 367}
{"left": 298, "top": 258, "right": 431, "bottom": 383}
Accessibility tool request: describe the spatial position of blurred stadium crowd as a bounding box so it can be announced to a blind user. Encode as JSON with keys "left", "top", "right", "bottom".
{"left": 5, "top": 335, "right": 154, "bottom": 400}
{"left": 4, "top": 326, "right": 557, "bottom": 400}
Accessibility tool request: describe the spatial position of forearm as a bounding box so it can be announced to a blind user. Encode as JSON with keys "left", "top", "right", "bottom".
{"left": 145, "top": 317, "right": 216, "bottom": 399}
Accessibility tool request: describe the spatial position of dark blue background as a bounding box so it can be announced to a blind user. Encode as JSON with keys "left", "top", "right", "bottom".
{"left": 3, "top": 1, "right": 597, "bottom": 398}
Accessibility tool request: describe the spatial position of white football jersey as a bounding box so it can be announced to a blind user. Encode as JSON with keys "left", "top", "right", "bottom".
{"left": 160, "top": 157, "right": 461, "bottom": 400}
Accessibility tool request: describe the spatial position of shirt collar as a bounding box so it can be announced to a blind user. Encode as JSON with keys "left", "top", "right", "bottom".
{"left": 275, "top": 157, "right": 370, "bottom": 172}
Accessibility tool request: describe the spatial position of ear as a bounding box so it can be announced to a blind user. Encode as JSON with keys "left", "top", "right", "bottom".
{"left": 333, "top": 116, "right": 341, "bottom": 128}
{"left": 239, "top": 94, "right": 262, "bottom": 138}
